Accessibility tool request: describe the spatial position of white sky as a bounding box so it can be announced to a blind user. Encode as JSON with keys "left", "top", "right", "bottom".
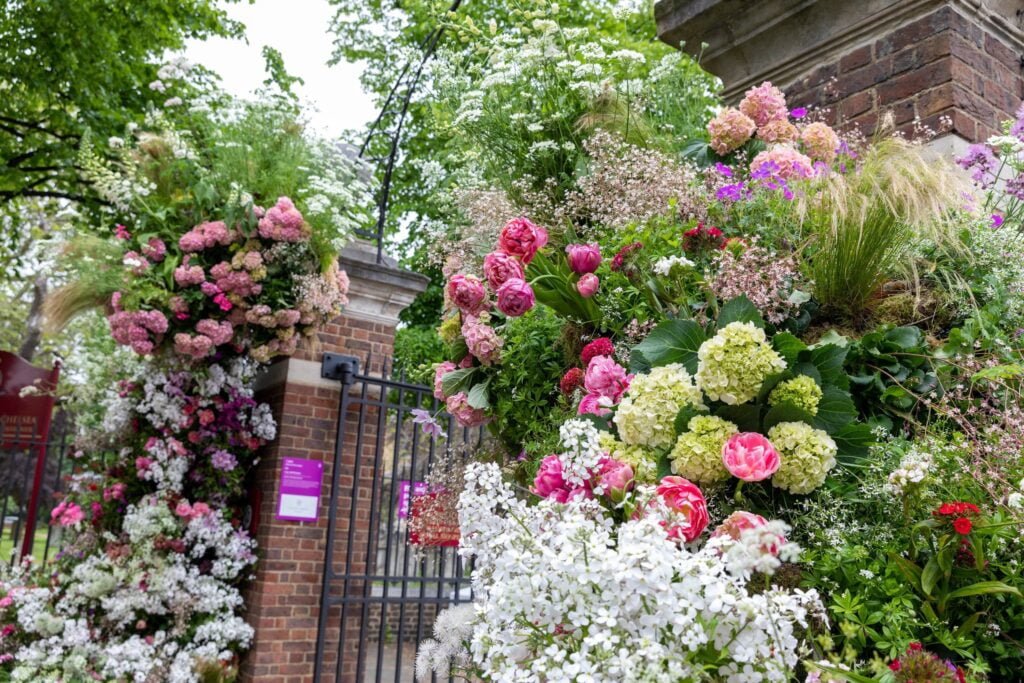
{"left": 184, "top": 0, "right": 377, "bottom": 139}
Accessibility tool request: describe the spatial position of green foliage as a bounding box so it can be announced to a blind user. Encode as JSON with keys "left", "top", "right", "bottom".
{"left": 846, "top": 324, "right": 941, "bottom": 423}
{"left": 393, "top": 326, "right": 446, "bottom": 385}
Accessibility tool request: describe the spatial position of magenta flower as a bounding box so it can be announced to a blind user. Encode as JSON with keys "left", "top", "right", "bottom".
{"left": 712, "top": 510, "right": 785, "bottom": 554}
{"left": 50, "top": 500, "right": 84, "bottom": 527}
{"left": 577, "top": 392, "right": 611, "bottom": 418}
{"left": 482, "top": 251, "right": 525, "bottom": 289}
{"left": 595, "top": 457, "right": 634, "bottom": 502}
{"left": 495, "top": 278, "right": 535, "bottom": 317}
{"left": 498, "top": 217, "right": 548, "bottom": 264}
{"left": 114, "top": 224, "right": 131, "bottom": 240}
{"left": 531, "top": 454, "right": 589, "bottom": 503}
{"left": 565, "top": 243, "right": 602, "bottom": 274}
{"left": 576, "top": 273, "right": 599, "bottom": 298}
{"left": 722, "top": 432, "right": 780, "bottom": 482}
{"left": 653, "top": 476, "right": 709, "bottom": 542}
{"left": 992, "top": 213, "right": 1005, "bottom": 229}
{"left": 446, "top": 274, "right": 488, "bottom": 315}
{"left": 583, "top": 355, "right": 630, "bottom": 402}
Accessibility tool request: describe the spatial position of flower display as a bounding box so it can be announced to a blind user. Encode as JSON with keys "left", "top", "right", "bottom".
{"left": 614, "top": 364, "right": 705, "bottom": 448}
{"left": 739, "top": 81, "right": 789, "bottom": 126}
{"left": 707, "top": 107, "right": 756, "bottom": 155}
{"left": 696, "top": 321, "right": 786, "bottom": 405}
{"left": 768, "top": 421, "right": 838, "bottom": 494}
{"left": 582, "top": 354, "right": 631, "bottom": 402}
{"left": 768, "top": 375, "right": 823, "bottom": 414}
{"left": 669, "top": 414, "right": 738, "bottom": 484}
{"left": 722, "top": 432, "right": 781, "bottom": 482}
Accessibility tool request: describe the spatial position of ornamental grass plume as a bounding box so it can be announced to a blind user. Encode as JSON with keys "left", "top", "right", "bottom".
{"left": 797, "top": 127, "right": 969, "bottom": 320}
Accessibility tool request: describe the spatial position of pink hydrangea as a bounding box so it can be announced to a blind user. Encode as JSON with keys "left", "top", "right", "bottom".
{"left": 141, "top": 237, "right": 167, "bottom": 262}
{"left": 179, "top": 221, "right": 233, "bottom": 252}
{"left": 258, "top": 196, "right": 309, "bottom": 242}
{"left": 750, "top": 145, "right": 814, "bottom": 180}
{"left": 495, "top": 278, "right": 535, "bottom": 318}
{"left": 482, "top": 251, "right": 525, "bottom": 289}
{"left": 50, "top": 500, "right": 84, "bottom": 527}
{"left": 445, "top": 392, "right": 489, "bottom": 427}
{"left": 210, "top": 262, "right": 261, "bottom": 297}
{"left": 274, "top": 309, "right": 302, "bottom": 327}
{"left": 173, "top": 333, "right": 215, "bottom": 359}
{"left": 446, "top": 274, "right": 488, "bottom": 315}
{"left": 122, "top": 251, "right": 149, "bottom": 275}
{"left": 722, "top": 432, "right": 780, "bottom": 482}
{"left": 800, "top": 121, "right": 840, "bottom": 163}
{"left": 195, "top": 319, "right": 235, "bottom": 346}
{"left": 433, "top": 361, "right": 456, "bottom": 400}
{"left": 707, "top": 108, "right": 756, "bottom": 155}
{"left": 739, "top": 81, "right": 789, "bottom": 126}
{"left": 462, "top": 316, "right": 503, "bottom": 366}
{"left": 108, "top": 308, "right": 169, "bottom": 355}
{"left": 757, "top": 118, "right": 799, "bottom": 143}
{"left": 498, "top": 217, "right": 548, "bottom": 264}
{"left": 583, "top": 355, "right": 630, "bottom": 403}
{"left": 174, "top": 264, "right": 205, "bottom": 287}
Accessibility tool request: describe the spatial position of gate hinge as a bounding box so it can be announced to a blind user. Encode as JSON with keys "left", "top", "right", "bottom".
{"left": 321, "top": 353, "right": 359, "bottom": 385}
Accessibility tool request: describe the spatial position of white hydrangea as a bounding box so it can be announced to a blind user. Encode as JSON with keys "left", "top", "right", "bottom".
{"left": 614, "top": 364, "right": 705, "bottom": 448}
{"left": 696, "top": 322, "right": 786, "bottom": 405}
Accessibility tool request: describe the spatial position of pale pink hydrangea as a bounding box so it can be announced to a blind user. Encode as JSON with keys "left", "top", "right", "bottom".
{"left": 445, "top": 392, "right": 489, "bottom": 427}
{"left": 750, "top": 145, "right": 814, "bottom": 179}
{"left": 210, "top": 262, "right": 261, "bottom": 297}
{"left": 757, "top": 118, "right": 799, "bottom": 144}
{"left": 739, "top": 81, "right": 789, "bottom": 126}
{"left": 195, "top": 319, "right": 235, "bottom": 346}
{"left": 800, "top": 122, "right": 840, "bottom": 163}
{"left": 258, "top": 196, "right": 309, "bottom": 242}
{"left": 707, "top": 108, "right": 756, "bottom": 155}
{"left": 274, "top": 309, "right": 302, "bottom": 327}
{"left": 179, "top": 220, "right": 233, "bottom": 252}
{"left": 461, "top": 316, "right": 503, "bottom": 366}
{"left": 173, "top": 332, "right": 215, "bottom": 359}
{"left": 433, "top": 361, "right": 457, "bottom": 400}
{"left": 108, "top": 306, "right": 169, "bottom": 355}
{"left": 174, "top": 264, "right": 205, "bottom": 287}
{"left": 141, "top": 237, "right": 167, "bottom": 262}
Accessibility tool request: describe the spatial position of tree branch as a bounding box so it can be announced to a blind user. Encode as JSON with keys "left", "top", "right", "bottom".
{"left": 0, "top": 115, "right": 77, "bottom": 141}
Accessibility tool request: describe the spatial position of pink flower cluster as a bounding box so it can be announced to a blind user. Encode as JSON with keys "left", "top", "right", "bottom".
{"left": 532, "top": 454, "right": 634, "bottom": 503}
{"left": 707, "top": 108, "right": 757, "bottom": 155}
{"left": 462, "top": 316, "right": 502, "bottom": 366}
{"left": 750, "top": 145, "right": 814, "bottom": 180}
{"left": 179, "top": 221, "right": 233, "bottom": 253}
{"left": 578, "top": 354, "right": 632, "bottom": 418}
{"left": 210, "top": 261, "right": 261, "bottom": 297}
{"left": 739, "top": 81, "right": 789, "bottom": 126}
{"left": 445, "top": 392, "right": 489, "bottom": 427}
{"left": 108, "top": 293, "right": 169, "bottom": 355}
{"left": 50, "top": 500, "right": 84, "bottom": 527}
{"left": 174, "top": 500, "right": 212, "bottom": 520}
{"left": 258, "top": 196, "right": 309, "bottom": 242}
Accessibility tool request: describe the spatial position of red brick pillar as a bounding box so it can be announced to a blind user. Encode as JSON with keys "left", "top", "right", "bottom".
{"left": 240, "top": 240, "right": 427, "bottom": 682}
{"left": 654, "top": 0, "right": 1024, "bottom": 142}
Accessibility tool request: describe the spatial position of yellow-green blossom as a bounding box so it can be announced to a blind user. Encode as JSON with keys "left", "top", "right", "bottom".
{"left": 613, "top": 364, "right": 705, "bottom": 448}
{"left": 768, "top": 421, "right": 837, "bottom": 494}
{"left": 438, "top": 314, "right": 461, "bottom": 345}
{"left": 768, "top": 375, "right": 823, "bottom": 415}
{"left": 670, "top": 415, "right": 738, "bottom": 485}
{"left": 696, "top": 321, "right": 786, "bottom": 405}
{"left": 598, "top": 432, "right": 658, "bottom": 483}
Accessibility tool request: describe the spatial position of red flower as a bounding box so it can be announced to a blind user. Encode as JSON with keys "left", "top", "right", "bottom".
{"left": 682, "top": 222, "right": 726, "bottom": 251}
{"left": 559, "top": 368, "right": 584, "bottom": 395}
{"left": 953, "top": 517, "right": 973, "bottom": 535}
{"left": 610, "top": 242, "right": 643, "bottom": 272}
{"left": 907, "top": 642, "right": 922, "bottom": 652}
{"left": 888, "top": 659, "right": 902, "bottom": 672}
{"left": 581, "top": 337, "right": 615, "bottom": 365}
{"left": 935, "top": 501, "right": 980, "bottom": 517}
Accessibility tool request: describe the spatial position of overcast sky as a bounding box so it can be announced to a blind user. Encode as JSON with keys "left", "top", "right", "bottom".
{"left": 184, "top": 0, "right": 377, "bottom": 138}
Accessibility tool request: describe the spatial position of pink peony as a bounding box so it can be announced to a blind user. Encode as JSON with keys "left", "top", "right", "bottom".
{"left": 50, "top": 500, "right": 84, "bottom": 527}
{"left": 495, "top": 278, "right": 535, "bottom": 317}
{"left": 800, "top": 121, "right": 840, "bottom": 163}
{"left": 433, "top": 361, "right": 456, "bottom": 400}
{"left": 445, "top": 392, "right": 489, "bottom": 427}
{"left": 577, "top": 392, "right": 612, "bottom": 418}
{"left": 654, "top": 476, "right": 709, "bottom": 542}
{"left": 739, "top": 81, "right": 789, "bottom": 126}
{"left": 565, "top": 243, "right": 602, "bottom": 274}
{"left": 498, "top": 217, "right": 548, "bottom": 264}
{"left": 722, "top": 432, "right": 780, "bottom": 482}
{"left": 583, "top": 355, "right": 630, "bottom": 402}
{"left": 531, "top": 454, "right": 590, "bottom": 503}
{"left": 707, "top": 108, "right": 756, "bottom": 155}
{"left": 595, "top": 457, "right": 634, "bottom": 502}
{"left": 576, "top": 273, "right": 599, "bottom": 298}
{"left": 482, "top": 251, "right": 525, "bottom": 289}
{"left": 447, "top": 274, "right": 488, "bottom": 315}
{"left": 462, "top": 316, "right": 503, "bottom": 366}
{"left": 258, "top": 196, "right": 309, "bottom": 242}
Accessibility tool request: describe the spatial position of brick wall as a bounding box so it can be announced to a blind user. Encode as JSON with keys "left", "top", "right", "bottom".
{"left": 784, "top": 6, "right": 1024, "bottom": 139}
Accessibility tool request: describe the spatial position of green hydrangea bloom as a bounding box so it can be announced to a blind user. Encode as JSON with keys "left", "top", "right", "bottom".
{"left": 670, "top": 415, "right": 738, "bottom": 484}
{"left": 437, "top": 314, "right": 462, "bottom": 345}
{"left": 598, "top": 432, "right": 658, "bottom": 483}
{"left": 768, "top": 421, "right": 838, "bottom": 494}
{"left": 768, "top": 375, "right": 823, "bottom": 415}
{"left": 696, "top": 321, "right": 786, "bottom": 405}
{"left": 613, "top": 364, "right": 705, "bottom": 448}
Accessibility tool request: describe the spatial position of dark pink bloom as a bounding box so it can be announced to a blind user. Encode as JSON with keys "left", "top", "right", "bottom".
{"left": 498, "top": 217, "right": 548, "bottom": 264}
{"left": 583, "top": 355, "right": 630, "bottom": 402}
{"left": 446, "top": 274, "right": 488, "bottom": 315}
{"left": 565, "top": 243, "right": 601, "bottom": 274}
{"left": 495, "top": 278, "right": 535, "bottom": 317}
{"left": 595, "top": 457, "right": 633, "bottom": 502}
{"left": 482, "top": 251, "right": 525, "bottom": 289}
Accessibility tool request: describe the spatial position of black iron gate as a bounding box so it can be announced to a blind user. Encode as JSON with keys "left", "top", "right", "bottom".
{"left": 314, "top": 353, "right": 482, "bottom": 683}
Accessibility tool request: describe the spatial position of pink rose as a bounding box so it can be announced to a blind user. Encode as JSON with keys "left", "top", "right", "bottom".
{"left": 712, "top": 510, "right": 785, "bottom": 555}
{"left": 483, "top": 251, "right": 525, "bottom": 289}
{"left": 433, "top": 361, "right": 456, "bottom": 400}
{"left": 445, "top": 392, "right": 489, "bottom": 427}
{"left": 595, "top": 457, "right": 633, "bottom": 502}
{"left": 654, "top": 476, "right": 709, "bottom": 542}
{"left": 190, "top": 502, "right": 211, "bottom": 518}
{"left": 722, "top": 432, "right": 780, "bottom": 482}
{"left": 495, "top": 278, "right": 535, "bottom": 318}
{"left": 446, "top": 274, "right": 488, "bottom": 315}
{"left": 175, "top": 501, "right": 193, "bottom": 518}
{"left": 577, "top": 393, "right": 611, "bottom": 418}
{"left": 576, "top": 273, "right": 599, "bottom": 298}
{"left": 583, "top": 355, "right": 630, "bottom": 402}
{"left": 565, "top": 243, "right": 602, "bottom": 274}
{"left": 498, "top": 217, "right": 548, "bottom": 264}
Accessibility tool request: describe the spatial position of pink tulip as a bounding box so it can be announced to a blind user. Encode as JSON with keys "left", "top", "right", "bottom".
{"left": 595, "top": 457, "right": 634, "bottom": 502}
{"left": 577, "top": 393, "right": 611, "bottom": 418}
{"left": 576, "top": 273, "right": 599, "bottom": 298}
{"left": 722, "top": 432, "right": 780, "bottom": 482}
{"left": 653, "top": 476, "right": 709, "bottom": 542}
{"left": 483, "top": 251, "right": 525, "bottom": 289}
{"left": 495, "top": 278, "right": 535, "bottom": 317}
{"left": 498, "top": 217, "right": 548, "bottom": 264}
{"left": 565, "top": 243, "right": 602, "bottom": 274}
{"left": 446, "top": 274, "right": 488, "bottom": 315}
{"left": 531, "top": 455, "right": 591, "bottom": 503}
{"left": 712, "top": 511, "right": 785, "bottom": 555}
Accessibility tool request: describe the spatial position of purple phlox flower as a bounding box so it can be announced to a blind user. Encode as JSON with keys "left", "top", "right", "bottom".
{"left": 837, "top": 139, "right": 857, "bottom": 160}
{"left": 992, "top": 213, "right": 1005, "bottom": 229}
{"left": 713, "top": 162, "right": 733, "bottom": 177}
{"left": 1006, "top": 173, "right": 1024, "bottom": 201}
{"left": 411, "top": 408, "right": 444, "bottom": 438}
{"left": 716, "top": 182, "right": 749, "bottom": 202}
{"left": 790, "top": 107, "right": 807, "bottom": 120}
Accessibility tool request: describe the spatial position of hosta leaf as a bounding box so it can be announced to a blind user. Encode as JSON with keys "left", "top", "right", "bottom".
{"left": 629, "top": 319, "right": 706, "bottom": 374}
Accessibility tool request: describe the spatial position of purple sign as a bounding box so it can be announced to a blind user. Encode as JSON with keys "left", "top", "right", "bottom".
{"left": 396, "top": 480, "right": 429, "bottom": 519}
{"left": 277, "top": 457, "right": 324, "bottom": 522}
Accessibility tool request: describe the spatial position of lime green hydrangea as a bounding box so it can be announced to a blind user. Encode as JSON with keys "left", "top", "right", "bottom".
{"left": 437, "top": 314, "right": 462, "bottom": 345}
{"left": 768, "top": 375, "right": 823, "bottom": 415}
{"left": 696, "top": 321, "right": 786, "bottom": 405}
{"left": 613, "top": 364, "right": 705, "bottom": 448}
{"left": 598, "top": 432, "right": 658, "bottom": 483}
{"left": 768, "top": 421, "right": 838, "bottom": 494}
{"left": 670, "top": 415, "right": 738, "bottom": 485}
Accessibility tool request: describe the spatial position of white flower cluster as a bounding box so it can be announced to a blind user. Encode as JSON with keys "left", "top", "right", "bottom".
{"left": 886, "top": 447, "right": 933, "bottom": 495}
{"left": 652, "top": 254, "right": 696, "bottom": 276}
{"left": 557, "top": 418, "right": 603, "bottom": 486}
{"left": 432, "top": 463, "right": 825, "bottom": 683}
{"left": 712, "top": 521, "right": 802, "bottom": 579}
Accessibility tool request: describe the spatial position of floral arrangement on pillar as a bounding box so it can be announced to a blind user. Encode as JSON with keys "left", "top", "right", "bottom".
{"left": 413, "top": 10, "right": 1024, "bottom": 675}
{"left": 0, "top": 98, "right": 368, "bottom": 682}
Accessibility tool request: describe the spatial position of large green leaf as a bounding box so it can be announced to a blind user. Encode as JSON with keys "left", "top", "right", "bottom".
{"left": 944, "top": 581, "right": 1022, "bottom": 603}
{"left": 716, "top": 295, "right": 764, "bottom": 329}
{"left": 440, "top": 368, "right": 476, "bottom": 398}
{"left": 833, "top": 423, "right": 876, "bottom": 464}
{"left": 812, "top": 386, "right": 857, "bottom": 433}
{"left": 466, "top": 381, "right": 490, "bottom": 409}
{"left": 629, "top": 319, "right": 706, "bottom": 374}
{"left": 714, "top": 404, "right": 762, "bottom": 432}
{"left": 772, "top": 333, "right": 806, "bottom": 366}
{"left": 885, "top": 325, "right": 923, "bottom": 349}
{"left": 921, "top": 557, "right": 941, "bottom": 597}
{"left": 673, "top": 406, "right": 704, "bottom": 436}
{"left": 762, "top": 404, "right": 815, "bottom": 433}
{"left": 803, "top": 343, "right": 850, "bottom": 389}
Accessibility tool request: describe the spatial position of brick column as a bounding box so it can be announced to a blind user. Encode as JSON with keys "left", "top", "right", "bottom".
{"left": 240, "top": 240, "right": 428, "bottom": 682}
{"left": 654, "top": 0, "right": 1024, "bottom": 142}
